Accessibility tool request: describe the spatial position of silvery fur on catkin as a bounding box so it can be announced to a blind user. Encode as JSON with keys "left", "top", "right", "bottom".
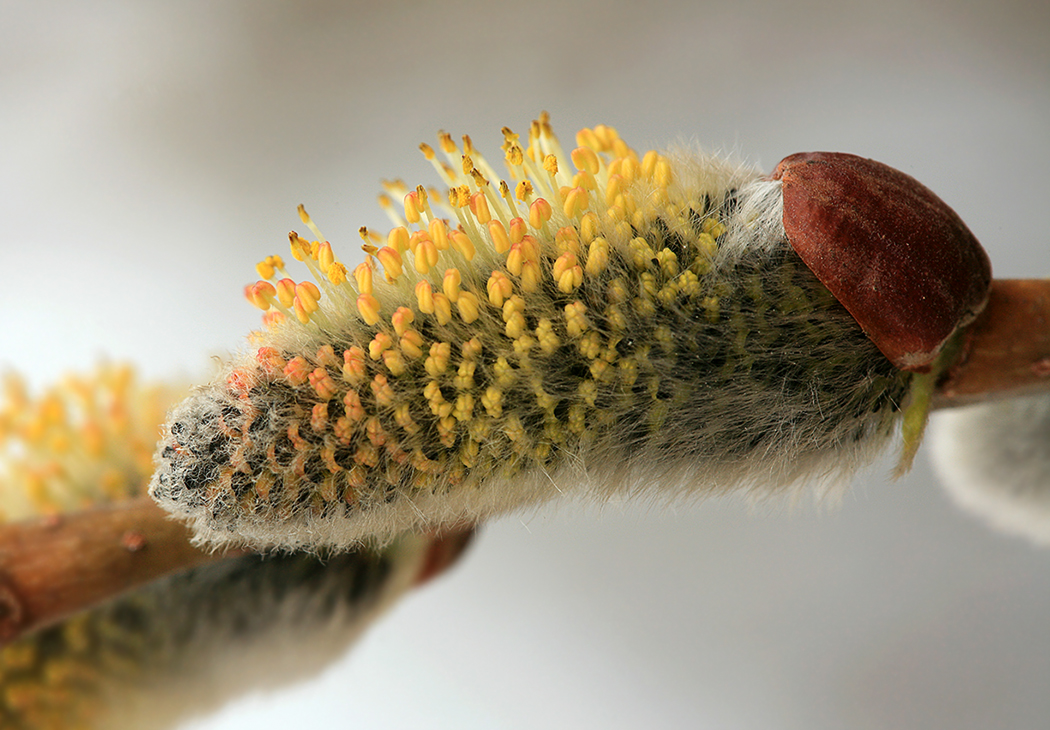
{"left": 151, "top": 151, "right": 914, "bottom": 550}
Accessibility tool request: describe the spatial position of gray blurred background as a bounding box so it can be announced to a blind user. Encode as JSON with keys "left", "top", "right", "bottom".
{"left": 2, "top": 1, "right": 1048, "bottom": 728}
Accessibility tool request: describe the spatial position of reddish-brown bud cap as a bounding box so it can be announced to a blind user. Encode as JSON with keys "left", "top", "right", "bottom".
{"left": 773, "top": 152, "right": 991, "bottom": 372}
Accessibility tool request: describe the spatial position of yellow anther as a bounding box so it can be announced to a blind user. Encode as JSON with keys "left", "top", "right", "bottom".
{"left": 604, "top": 174, "right": 624, "bottom": 207}
{"left": 414, "top": 238, "right": 438, "bottom": 274}
{"left": 289, "top": 232, "right": 310, "bottom": 261}
{"left": 415, "top": 281, "right": 435, "bottom": 313}
{"left": 429, "top": 219, "right": 449, "bottom": 250}
{"left": 388, "top": 226, "right": 410, "bottom": 254}
{"left": 619, "top": 156, "right": 640, "bottom": 182}
{"left": 371, "top": 374, "right": 395, "bottom": 406}
{"left": 485, "top": 220, "right": 509, "bottom": 254}
{"left": 376, "top": 246, "right": 403, "bottom": 282}
{"left": 407, "top": 229, "right": 429, "bottom": 255}
{"left": 654, "top": 157, "right": 673, "bottom": 187}
{"left": 383, "top": 349, "right": 407, "bottom": 376}
{"left": 462, "top": 337, "right": 482, "bottom": 359}
{"left": 695, "top": 232, "right": 717, "bottom": 258}
{"left": 425, "top": 342, "right": 451, "bottom": 376}
{"left": 275, "top": 278, "right": 296, "bottom": 308}
{"left": 641, "top": 150, "right": 661, "bottom": 180}
{"left": 442, "top": 268, "right": 462, "bottom": 303}
{"left": 543, "top": 154, "right": 558, "bottom": 176}
{"left": 571, "top": 146, "right": 601, "bottom": 175}
{"left": 508, "top": 217, "right": 527, "bottom": 244}
{"left": 452, "top": 361, "right": 476, "bottom": 390}
{"left": 517, "top": 235, "right": 538, "bottom": 263}
{"left": 419, "top": 142, "right": 435, "bottom": 160}
{"left": 255, "top": 256, "right": 281, "bottom": 279}
{"left": 316, "top": 344, "right": 339, "bottom": 367}
{"left": 246, "top": 281, "right": 276, "bottom": 310}
{"left": 457, "top": 291, "right": 480, "bottom": 324}
{"left": 354, "top": 443, "right": 379, "bottom": 468}
{"left": 572, "top": 170, "right": 597, "bottom": 191}
{"left": 579, "top": 331, "right": 601, "bottom": 359}
{"left": 529, "top": 198, "right": 553, "bottom": 229}
{"left": 506, "top": 243, "right": 525, "bottom": 276}
{"left": 585, "top": 237, "right": 610, "bottom": 277}
{"left": 295, "top": 281, "right": 321, "bottom": 314}
{"left": 505, "top": 143, "right": 524, "bottom": 167}
{"left": 611, "top": 138, "right": 633, "bottom": 160}
{"left": 578, "top": 379, "right": 598, "bottom": 407}
{"left": 493, "top": 356, "right": 515, "bottom": 387}
{"left": 487, "top": 271, "right": 512, "bottom": 307}
{"left": 703, "top": 216, "right": 727, "bottom": 238}
{"left": 449, "top": 184, "right": 471, "bottom": 208}
{"left": 356, "top": 293, "right": 381, "bottom": 325}
{"left": 309, "top": 367, "right": 338, "bottom": 400}
{"left": 553, "top": 252, "right": 583, "bottom": 293}
{"left": 327, "top": 262, "right": 347, "bottom": 285}
{"left": 391, "top": 306, "right": 415, "bottom": 336}
{"left": 343, "top": 389, "right": 366, "bottom": 422}
{"left": 369, "top": 332, "right": 394, "bottom": 361}
{"left": 657, "top": 248, "right": 679, "bottom": 277}
{"left": 416, "top": 185, "right": 431, "bottom": 212}
{"left": 317, "top": 241, "right": 336, "bottom": 273}
{"left": 579, "top": 211, "right": 600, "bottom": 243}
{"left": 449, "top": 229, "right": 476, "bottom": 260}
{"left": 400, "top": 329, "right": 424, "bottom": 359}
{"left": 593, "top": 124, "right": 619, "bottom": 150}
{"left": 437, "top": 416, "right": 457, "bottom": 447}
{"left": 342, "top": 347, "right": 366, "bottom": 382}
{"left": 257, "top": 346, "right": 287, "bottom": 374}
{"left": 481, "top": 386, "right": 503, "bottom": 417}
{"left": 575, "top": 128, "right": 601, "bottom": 151}
{"left": 535, "top": 318, "right": 560, "bottom": 354}
{"left": 404, "top": 191, "right": 422, "bottom": 224}
{"left": 433, "top": 292, "right": 452, "bottom": 325}
{"left": 513, "top": 334, "right": 535, "bottom": 356}
{"left": 554, "top": 225, "right": 581, "bottom": 254}
{"left": 394, "top": 403, "right": 420, "bottom": 434}
{"left": 520, "top": 261, "right": 542, "bottom": 292}
{"left": 438, "top": 131, "right": 457, "bottom": 154}
{"left": 565, "top": 301, "right": 589, "bottom": 336}
{"left": 451, "top": 392, "right": 473, "bottom": 423}
{"left": 462, "top": 134, "right": 476, "bottom": 156}
{"left": 504, "top": 307, "right": 526, "bottom": 339}
{"left": 283, "top": 356, "right": 311, "bottom": 386}
{"left": 629, "top": 237, "right": 656, "bottom": 270}
{"left": 353, "top": 261, "right": 374, "bottom": 295}
{"left": 515, "top": 180, "right": 534, "bottom": 201}
{"left": 563, "top": 187, "right": 589, "bottom": 218}
{"left": 469, "top": 192, "right": 491, "bottom": 225}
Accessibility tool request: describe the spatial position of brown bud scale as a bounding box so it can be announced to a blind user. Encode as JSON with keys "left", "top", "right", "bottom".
{"left": 773, "top": 152, "right": 992, "bottom": 372}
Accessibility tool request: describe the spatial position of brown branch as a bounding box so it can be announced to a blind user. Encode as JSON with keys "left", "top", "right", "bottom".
{"left": 934, "top": 279, "right": 1050, "bottom": 409}
{"left": 0, "top": 496, "right": 237, "bottom": 645}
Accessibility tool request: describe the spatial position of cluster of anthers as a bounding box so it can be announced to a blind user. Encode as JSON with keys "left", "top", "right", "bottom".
{"left": 0, "top": 365, "right": 178, "bottom": 521}
{"left": 244, "top": 116, "right": 698, "bottom": 332}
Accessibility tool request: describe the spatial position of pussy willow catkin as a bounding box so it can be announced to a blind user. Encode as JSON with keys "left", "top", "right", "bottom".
{"left": 150, "top": 115, "right": 920, "bottom": 550}
{"left": 0, "top": 367, "right": 437, "bottom": 730}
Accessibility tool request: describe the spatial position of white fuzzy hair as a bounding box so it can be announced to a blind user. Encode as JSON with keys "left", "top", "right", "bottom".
{"left": 930, "top": 393, "right": 1050, "bottom": 545}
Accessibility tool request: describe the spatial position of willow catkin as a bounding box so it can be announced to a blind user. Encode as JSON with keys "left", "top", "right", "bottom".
{"left": 150, "top": 116, "right": 919, "bottom": 551}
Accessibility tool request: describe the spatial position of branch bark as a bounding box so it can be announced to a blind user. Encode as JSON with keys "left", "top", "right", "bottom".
{"left": 933, "top": 279, "right": 1050, "bottom": 409}
{"left": 0, "top": 497, "right": 235, "bottom": 645}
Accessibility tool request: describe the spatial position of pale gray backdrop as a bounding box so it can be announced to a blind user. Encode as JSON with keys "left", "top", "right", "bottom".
{"left": 2, "top": 1, "right": 1048, "bottom": 728}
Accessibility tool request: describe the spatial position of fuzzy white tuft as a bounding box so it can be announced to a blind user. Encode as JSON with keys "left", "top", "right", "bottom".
{"left": 930, "top": 393, "right": 1050, "bottom": 545}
